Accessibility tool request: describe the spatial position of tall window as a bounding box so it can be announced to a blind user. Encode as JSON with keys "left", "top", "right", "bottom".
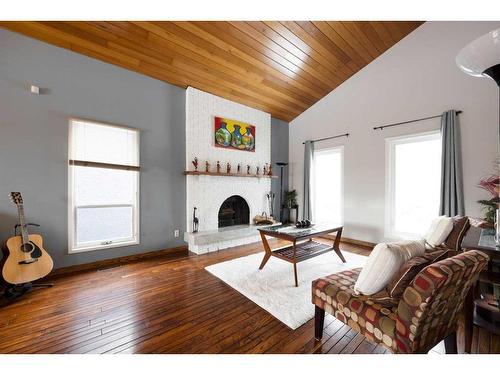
{"left": 68, "top": 119, "right": 140, "bottom": 253}
{"left": 313, "top": 147, "right": 343, "bottom": 224}
{"left": 386, "top": 131, "right": 441, "bottom": 238}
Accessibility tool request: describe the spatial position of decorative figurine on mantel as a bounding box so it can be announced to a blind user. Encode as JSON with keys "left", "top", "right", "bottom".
{"left": 268, "top": 164, "right": 273, "bottom": 176}
{"left": 256, "top": 166, "right": 260, "bottom": 175}
{"left": 237, "top": 163, "right": 241, "bottom": 174}
{"left": 226, "top": 162, "right": 231, "bottom": 173}
{"left": 192, "top": 207, "right": 199, "bottom": 233}
{"left": 247, "top": 165, "right": 251, "bottom": 175}
{"left": 216, "top": 161, "right": 221, "bottom": 173}
{"left": 192, "top": 157, "right": 199, "bottom": 171}
{"left": 205, "top": 160, "right": 210, "bottom": 172}
{"left": 263, "top": 164, "right": 267, "bottom": 175}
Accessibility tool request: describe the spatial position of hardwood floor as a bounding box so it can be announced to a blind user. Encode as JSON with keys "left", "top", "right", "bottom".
{"left": 0, "top": 239, "right": 498, "bottom": 354}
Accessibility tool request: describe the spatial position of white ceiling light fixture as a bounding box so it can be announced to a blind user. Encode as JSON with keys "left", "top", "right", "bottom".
{"left": 456, "top": 28, "right": 500, "bottom": 86}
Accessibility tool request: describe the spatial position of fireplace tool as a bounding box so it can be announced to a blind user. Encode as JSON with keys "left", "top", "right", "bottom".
{"left": 266, "top": 192, "right": 275, "bottom": 219}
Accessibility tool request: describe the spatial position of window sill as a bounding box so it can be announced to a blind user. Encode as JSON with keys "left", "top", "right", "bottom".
{"left": 69, "top": 239, "right": 139, "bottom": 254}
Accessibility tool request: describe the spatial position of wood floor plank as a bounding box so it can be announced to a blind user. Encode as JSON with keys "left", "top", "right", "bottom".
{"left": 312, "top": 324, "right": 351, "bottom": 354}
{"left": 328, "top": 327, "right": 358, "bottom": 354}
{"left": 353, "top": 338, "right": 377, "bottom": 354}
{"left": 340, "top": 333, "right": 365, "bottom": 354}
{"left": 372, "top": 344, "right": 389, "bottom": 354}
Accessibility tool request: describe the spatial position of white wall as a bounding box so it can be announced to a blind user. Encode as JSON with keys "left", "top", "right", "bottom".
{"left": 289, "top": 21, "right": 500, "bottom": 244}
{"left": 185, "top": 87, "right": 271, "bottom": 232}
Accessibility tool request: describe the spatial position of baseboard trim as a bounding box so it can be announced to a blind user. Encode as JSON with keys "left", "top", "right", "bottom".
{"left": 341, "top": 237, "right": 376, "bottom": 249}
{"left": 49, "top": 245, "right": 188, "bottom": 279}
{"left": 316, "top": 234, "right": 375, "bottom": 249}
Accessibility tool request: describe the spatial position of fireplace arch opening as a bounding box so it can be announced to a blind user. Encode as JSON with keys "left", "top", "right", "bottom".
{"left": 218, "top": 195, "right": 250, "bottom": 228}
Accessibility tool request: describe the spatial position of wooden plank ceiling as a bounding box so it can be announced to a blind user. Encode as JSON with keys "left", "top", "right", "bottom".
{"left": 0, "top": 21, "right": 423, "bottom": 122}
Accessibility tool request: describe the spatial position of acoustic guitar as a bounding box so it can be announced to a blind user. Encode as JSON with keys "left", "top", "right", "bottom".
{"left": 2, "top": 192, "right": 53, "bottom": 285}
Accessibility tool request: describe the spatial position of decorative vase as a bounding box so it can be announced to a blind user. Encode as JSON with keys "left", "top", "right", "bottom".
{"left": 242, "top": 128, "right": 255, "bottom": 151}
{"left": 231, "top": 125, "right": 244, "bottom": 149}
{"left": 215, "top": 122, "right": 231, "bottom": 147}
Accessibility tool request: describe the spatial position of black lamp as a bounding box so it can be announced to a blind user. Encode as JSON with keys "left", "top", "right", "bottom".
{"left": 276, "top": 162, "right": 288, "bottom": 222}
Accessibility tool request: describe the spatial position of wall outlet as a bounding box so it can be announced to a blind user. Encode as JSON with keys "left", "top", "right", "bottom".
{"left": 174, "top": 229, "right": 180, "bottom": 238}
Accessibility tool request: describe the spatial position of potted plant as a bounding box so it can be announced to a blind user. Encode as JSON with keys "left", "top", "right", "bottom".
{"left": 477, "top": 174, "right": 499, "bottom": 226}
{"left": 283, "top": 190, "right": 297, "bottom": 208}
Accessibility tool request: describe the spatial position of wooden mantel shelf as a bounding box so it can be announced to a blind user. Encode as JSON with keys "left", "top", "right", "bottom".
{"left": 184, "top": 171, "right": 278, "bottom": 179}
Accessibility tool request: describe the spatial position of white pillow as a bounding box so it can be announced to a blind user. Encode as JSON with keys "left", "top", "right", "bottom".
{"left": 354, "top": 239, "right": 426, "bottom": 295}
{"left": 424, "top": 216, "right": 453, "bottom": 248}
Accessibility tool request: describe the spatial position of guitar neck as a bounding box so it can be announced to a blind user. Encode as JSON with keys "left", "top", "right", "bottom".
{"left": 17, "top": 204, "right": 29, "bottom": 244}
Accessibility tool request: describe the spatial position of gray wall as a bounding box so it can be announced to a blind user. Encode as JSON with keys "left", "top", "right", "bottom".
{"left": 270, "top": 118, "right": 289, "bottom": 219}
{"left": 0, "top": 29, "right": 186, "bottom": 268}
{"left": 0, "top": 29, "right": 291, "bottom": 268}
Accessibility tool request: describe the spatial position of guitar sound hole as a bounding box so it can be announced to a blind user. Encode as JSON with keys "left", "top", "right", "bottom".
{"left": 21, "top": 242, "right": 34, "bottom": 253}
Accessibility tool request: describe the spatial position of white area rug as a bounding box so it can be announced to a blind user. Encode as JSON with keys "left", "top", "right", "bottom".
{"left": 205, "top": 251, "right": 366, "bottom": 329}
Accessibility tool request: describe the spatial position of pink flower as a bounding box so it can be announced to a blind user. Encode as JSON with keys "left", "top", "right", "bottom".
{"left": 478, "top": 175, "right": 500, "bottom": 197}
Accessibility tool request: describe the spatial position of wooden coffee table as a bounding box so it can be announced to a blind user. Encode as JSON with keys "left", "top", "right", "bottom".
{"left": 257, "top": 224, "right": 345, "bottom": 287}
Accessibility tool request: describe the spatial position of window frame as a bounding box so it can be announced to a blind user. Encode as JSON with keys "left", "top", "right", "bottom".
{"left": 385, "top": 130, "right": 441, "bottom": 240}
{"left": 68, "top": 117, "right": 140, "bottom": 254}
{"left": 312, "top": 145, "right": 344, "bottom": 225}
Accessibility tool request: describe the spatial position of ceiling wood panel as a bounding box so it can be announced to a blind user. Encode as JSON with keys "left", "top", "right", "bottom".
{"left": 0, "top": 21, "right": 423, "bottom": 122}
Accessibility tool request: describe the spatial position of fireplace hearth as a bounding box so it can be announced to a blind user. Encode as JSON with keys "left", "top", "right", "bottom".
{"left": 218, "top": 195, "right": 250, "bottom": 228}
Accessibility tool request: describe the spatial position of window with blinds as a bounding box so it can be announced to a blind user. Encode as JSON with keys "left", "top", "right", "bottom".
{"left": 68, "top": 118, "right": 140, "bottom": 253}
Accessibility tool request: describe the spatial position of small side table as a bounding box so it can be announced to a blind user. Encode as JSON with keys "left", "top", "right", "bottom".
{"left": 462, "top": 226, "right": 500, "bottom": 353}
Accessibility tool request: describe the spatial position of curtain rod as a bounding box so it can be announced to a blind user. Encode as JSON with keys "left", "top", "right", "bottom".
{"left": 302, "top": 133, "right": 349, "bottom": 145}
{"left": 373, "top": 110, "right": 463, "bottom": 131}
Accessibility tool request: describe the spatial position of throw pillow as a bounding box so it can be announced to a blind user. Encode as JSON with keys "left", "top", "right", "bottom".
{"left": 444, "top": 216, "right": 470, "bottom": 251}
{"left": 385, "top": 256, "right": 430, "bottom": 300}
{"left": 424, "top": 216, "right": 453, "bottom": 248}
{"left": 354, "top": 239, "right": 426, "bottom": 295}
{"left": 387, "top": 249, "right": 448, "bottom": 300}
{"left": 369, "top": 248, "right": 448, "bottom": 304}
{"left": 421, "top": 249, "right": 449, "bottom": 263}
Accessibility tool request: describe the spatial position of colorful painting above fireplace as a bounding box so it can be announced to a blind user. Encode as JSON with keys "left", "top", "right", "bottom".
{"left": 214, "top": 116, "right": 255, "bottom": 152}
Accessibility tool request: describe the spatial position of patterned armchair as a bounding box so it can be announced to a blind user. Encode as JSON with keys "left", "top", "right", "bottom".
{"left": 312, "top": 250, "right": 489, "bottom": 353}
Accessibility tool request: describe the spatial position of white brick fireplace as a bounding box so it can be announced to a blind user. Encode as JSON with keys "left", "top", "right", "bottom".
{"left": 184, "top": 87, "right": 274, "bottom": 254}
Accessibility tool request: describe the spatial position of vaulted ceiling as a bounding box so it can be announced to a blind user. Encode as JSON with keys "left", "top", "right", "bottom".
{"left": 0, "top": 21, "right": 423, "bottom": 122}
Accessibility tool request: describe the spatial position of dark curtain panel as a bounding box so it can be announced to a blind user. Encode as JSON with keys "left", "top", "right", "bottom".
{"left": 303, "top": 141, "right": 314, "bottom": 220}
{"left": 440, "top": 110, "right": 465, "bottom": 216}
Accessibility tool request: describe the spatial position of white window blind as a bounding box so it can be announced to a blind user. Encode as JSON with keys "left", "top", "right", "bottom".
{"left": 68, "top": 119, "right": 140, "bottom": 253}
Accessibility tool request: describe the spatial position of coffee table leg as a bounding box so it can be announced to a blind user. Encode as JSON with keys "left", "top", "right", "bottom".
{"left": 292, "top": 241, "right": 299, "bottom": 287}
{"left": 293, "top": 262, "right": 298, "bottom": 287}
{"left": 259, "top": 232, "right": 272, "bottom": 270}
{"left": 333, "top": 228, "right": 346, "bottom": 263}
